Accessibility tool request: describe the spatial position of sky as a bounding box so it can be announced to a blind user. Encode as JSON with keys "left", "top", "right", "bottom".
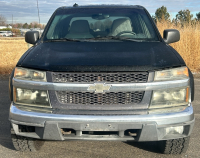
{"left": 0, "top": 0, "right": 200, "bottom": 24}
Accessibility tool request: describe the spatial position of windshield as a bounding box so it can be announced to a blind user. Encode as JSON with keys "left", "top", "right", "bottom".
{"left": 44, "top": 7, "right": 159, "bottom": 41}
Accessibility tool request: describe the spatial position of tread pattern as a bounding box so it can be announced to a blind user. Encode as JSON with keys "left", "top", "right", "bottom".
{"left": 159, "top": 137, "right": 190, "bottom": 154}
{"left": 11, "top": 134, "right": 44, "bottom": 152}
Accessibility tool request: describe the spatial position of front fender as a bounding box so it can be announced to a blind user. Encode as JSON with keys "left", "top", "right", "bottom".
{"left": 9, "top": 69, "right": 15, "bottom": 101}
{"left": 188, "top": 68, "right": 194, "bottom": 102}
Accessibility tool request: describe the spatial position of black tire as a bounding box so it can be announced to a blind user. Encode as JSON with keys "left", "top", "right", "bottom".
{"left": 11, "top": 134, "right": 45, "bottom": 152}
{"left": 158, "top": 137, "right": 190, "bottom": 154}
{"left": 11, "top": 127, "right": 44, "bottom": 152}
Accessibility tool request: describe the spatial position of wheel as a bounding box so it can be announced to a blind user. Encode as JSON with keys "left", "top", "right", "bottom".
{"left": 158, "top": 137, "right": 190, "bottom": 154}
{"left": 11, "top": 128, "right": 45, "bottom": 152}
{"left": 11, "top": 134, "right": 45, "bottom": 152}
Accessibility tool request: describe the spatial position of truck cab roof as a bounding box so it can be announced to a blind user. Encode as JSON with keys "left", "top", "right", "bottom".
{"left": 57, "top": 4, "right": 146, "bottom": 10}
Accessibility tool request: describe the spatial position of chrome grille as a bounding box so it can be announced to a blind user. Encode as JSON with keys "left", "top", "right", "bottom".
{"left": 56, "top": 91, "right": 144, "bottom": 105}
{"left": 52, "top": 72, "right": 148, "bottom": 83}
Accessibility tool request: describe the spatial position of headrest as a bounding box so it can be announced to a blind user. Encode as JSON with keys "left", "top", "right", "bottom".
{"left": 111, "top": 18, "right": 132, "bottom": 36}
{"left": 69, "top": 20, "right": 90, "bottom": 33}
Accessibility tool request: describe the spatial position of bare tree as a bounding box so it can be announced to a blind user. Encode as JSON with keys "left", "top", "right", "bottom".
{"left": 0, "top": 15, "right": 7, "bottom": 26}
{"left": 31, "top": 21, "right": 39, "bottom": 28}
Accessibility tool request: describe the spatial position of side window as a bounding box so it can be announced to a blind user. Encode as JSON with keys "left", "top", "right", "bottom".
{"left": 131, "top": 14, "right": 156, "bottom": 39}
{"left": 53, "top": 18, "right": 70, "bottom": 39}
{"left": 138, "top": 15, "right": 151, "bottom": 38}
{"left": 46, "top": 15, "right": 69, "bottom": 39}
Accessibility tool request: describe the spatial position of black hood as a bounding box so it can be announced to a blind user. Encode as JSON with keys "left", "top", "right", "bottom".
{"left": 17, "top": 41, "right": 185, "bottom": 72}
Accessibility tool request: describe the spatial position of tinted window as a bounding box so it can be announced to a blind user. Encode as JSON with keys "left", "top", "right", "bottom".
{"left": 45, "top": 8, "right": 159, "bottom": 41}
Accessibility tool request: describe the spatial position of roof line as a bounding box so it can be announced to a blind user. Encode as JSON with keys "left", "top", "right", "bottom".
{"left": 57, "top": 4, "right": 145, "bottom": 10}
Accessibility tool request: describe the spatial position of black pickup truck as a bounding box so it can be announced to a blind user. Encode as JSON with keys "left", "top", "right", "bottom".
{"left": 9, "top": 5, "right": 194, "bottom": 154}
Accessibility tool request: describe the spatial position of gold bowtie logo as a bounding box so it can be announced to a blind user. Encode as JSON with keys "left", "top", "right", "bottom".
{"left": 88, "top": 83, "right": 111, "bottom": 93}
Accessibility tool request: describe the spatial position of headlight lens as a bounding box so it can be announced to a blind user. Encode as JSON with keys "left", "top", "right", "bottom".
{"left": 14, "top": 67, "right": 46, "bottom": 82}
{"left": 154, "top": 67, "right": 189, "bottom": 81}
{"left": 14, "top": 88, "right": 50, "bottom": 107}
{"left": 150, "top": 87, "right": 189, "bottom": 109}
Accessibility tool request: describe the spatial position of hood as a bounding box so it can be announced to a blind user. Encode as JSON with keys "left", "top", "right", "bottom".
{"left": 17, "top": 41, "right": 185, "bottom": 72}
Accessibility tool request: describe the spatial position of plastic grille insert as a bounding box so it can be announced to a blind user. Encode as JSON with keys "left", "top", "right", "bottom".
{"left": 56, "top": 91, "right": 144, "bottom": 105}
{"left": 52, "top": 72, "right": 149, "bottom": 83}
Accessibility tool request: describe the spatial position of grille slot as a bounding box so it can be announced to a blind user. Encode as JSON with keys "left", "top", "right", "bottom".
{"left": 56, "top": 91, "right": 144, "bottom": 105}
{"left": 52, "top": 72, "right": 148, "bottom": 83}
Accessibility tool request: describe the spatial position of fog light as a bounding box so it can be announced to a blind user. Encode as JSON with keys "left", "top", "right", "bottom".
{"left": 165, "top": 126, "right": 184, "bottom": 135}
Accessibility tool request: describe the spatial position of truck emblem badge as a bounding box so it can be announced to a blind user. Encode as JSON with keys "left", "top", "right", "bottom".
{"left": 88, "top": 83, "right": 111, "bottom": 93}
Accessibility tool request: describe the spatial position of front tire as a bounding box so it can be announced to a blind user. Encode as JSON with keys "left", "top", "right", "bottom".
{"left": 11, "top": 127, "right": 45, "bottom": 152}
{"left": 158, "top": 137, "right": 190, "bottom": 154}
{"left": 11, "top": 134, "right": 45, "bottom": 152}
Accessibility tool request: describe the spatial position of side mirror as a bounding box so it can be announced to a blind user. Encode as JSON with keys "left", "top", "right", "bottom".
{"left": 25, "top": 31, "right": 39, "bottom": 44}
{"left": 163, "top": 29, "right": 180, "bottom": 44}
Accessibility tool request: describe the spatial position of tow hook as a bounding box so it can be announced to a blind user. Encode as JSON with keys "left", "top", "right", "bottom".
{"left": 61, "top": 129, "right": 72, "bottom": 135}
{"left": 128, "top": 131, "right": 137, "bottom": 136}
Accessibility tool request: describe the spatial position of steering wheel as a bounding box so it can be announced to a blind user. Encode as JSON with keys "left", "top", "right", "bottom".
{"left": 116, "top": 31, "right": 136, "bottom": 37}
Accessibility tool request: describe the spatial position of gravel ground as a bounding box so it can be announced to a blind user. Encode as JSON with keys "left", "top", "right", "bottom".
{"left": 0, "top": 76, "right": 199, "bottom": 158}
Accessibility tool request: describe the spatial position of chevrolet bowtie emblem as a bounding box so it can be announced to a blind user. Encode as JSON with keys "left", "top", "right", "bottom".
{"left": 88, "top": 83, "right": 111, "bottom": 93}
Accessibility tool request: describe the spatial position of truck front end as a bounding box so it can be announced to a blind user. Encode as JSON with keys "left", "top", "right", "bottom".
{"left": 10, "top": 66, "right": 194, "bottom": 141}
{"left": 9, "top": 5, "right": 195, "bottom": 154}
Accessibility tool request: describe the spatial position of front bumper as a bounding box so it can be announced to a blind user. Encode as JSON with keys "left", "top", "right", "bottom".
{"left": 9, "top": 103, "right": 195, "bottom": 141}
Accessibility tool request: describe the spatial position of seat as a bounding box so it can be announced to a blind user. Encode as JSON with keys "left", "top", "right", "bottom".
{"left": 66, "top": 20, "right": 94, "bottom": 39}
{"left": 109, "top": 18, "right": 133, "bottom": 37}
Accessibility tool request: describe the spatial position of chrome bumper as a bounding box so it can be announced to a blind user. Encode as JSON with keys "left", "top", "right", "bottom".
{"left": 9, "top": 103, "right": 195, "bottom": 141}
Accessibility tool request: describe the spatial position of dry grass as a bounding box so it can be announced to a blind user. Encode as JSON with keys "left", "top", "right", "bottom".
{"left": 0, "top": 22, "right": 200, "bottom": 75}
{"left": 157, "top": 20, "right": 200, "bottom": 72}
{"left": 0, "top": 38, "right": 29, "bottom": 74}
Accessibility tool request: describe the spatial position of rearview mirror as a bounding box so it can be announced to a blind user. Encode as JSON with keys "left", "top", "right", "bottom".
{"left": 25, "top": 31, "right": 39, "bottom": 44}
{"left": 163, "top": 29, "right": 180, "bottom": 44}
{"left": 92, "top": 14, "right": 109, "bottom": 20}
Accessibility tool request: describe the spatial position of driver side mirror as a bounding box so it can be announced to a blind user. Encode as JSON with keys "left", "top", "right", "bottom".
{"left": 25, "top": 31, "right": 39, "bottom": 45}
{"left": 163, "top": 29, "right": 180, "bottom": 44}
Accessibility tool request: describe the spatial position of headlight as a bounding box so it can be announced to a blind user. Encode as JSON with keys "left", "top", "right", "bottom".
{"left": 13, "top": 88, "right": 50, "bottom": 107}
{"left": 14, "top": 67, "right": 46, "bottom": 82}
{"left": 150, "top": 87, "right": 189, "bottom": 109}
{"left": 154, "top": 67, "right": 189, "bottom": 81}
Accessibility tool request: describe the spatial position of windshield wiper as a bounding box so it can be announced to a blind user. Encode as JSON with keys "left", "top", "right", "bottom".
{"left": 45, "top": 37, "right": 147, "bottom": 42}
{"left": 108, "top": 36, "right": 146, "bottom": 42}
{"left": 45, "top": 38, "right": 82, "bottom": 42}
{"left": 85, "top": 36, "right": 145, "bottom": 42}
